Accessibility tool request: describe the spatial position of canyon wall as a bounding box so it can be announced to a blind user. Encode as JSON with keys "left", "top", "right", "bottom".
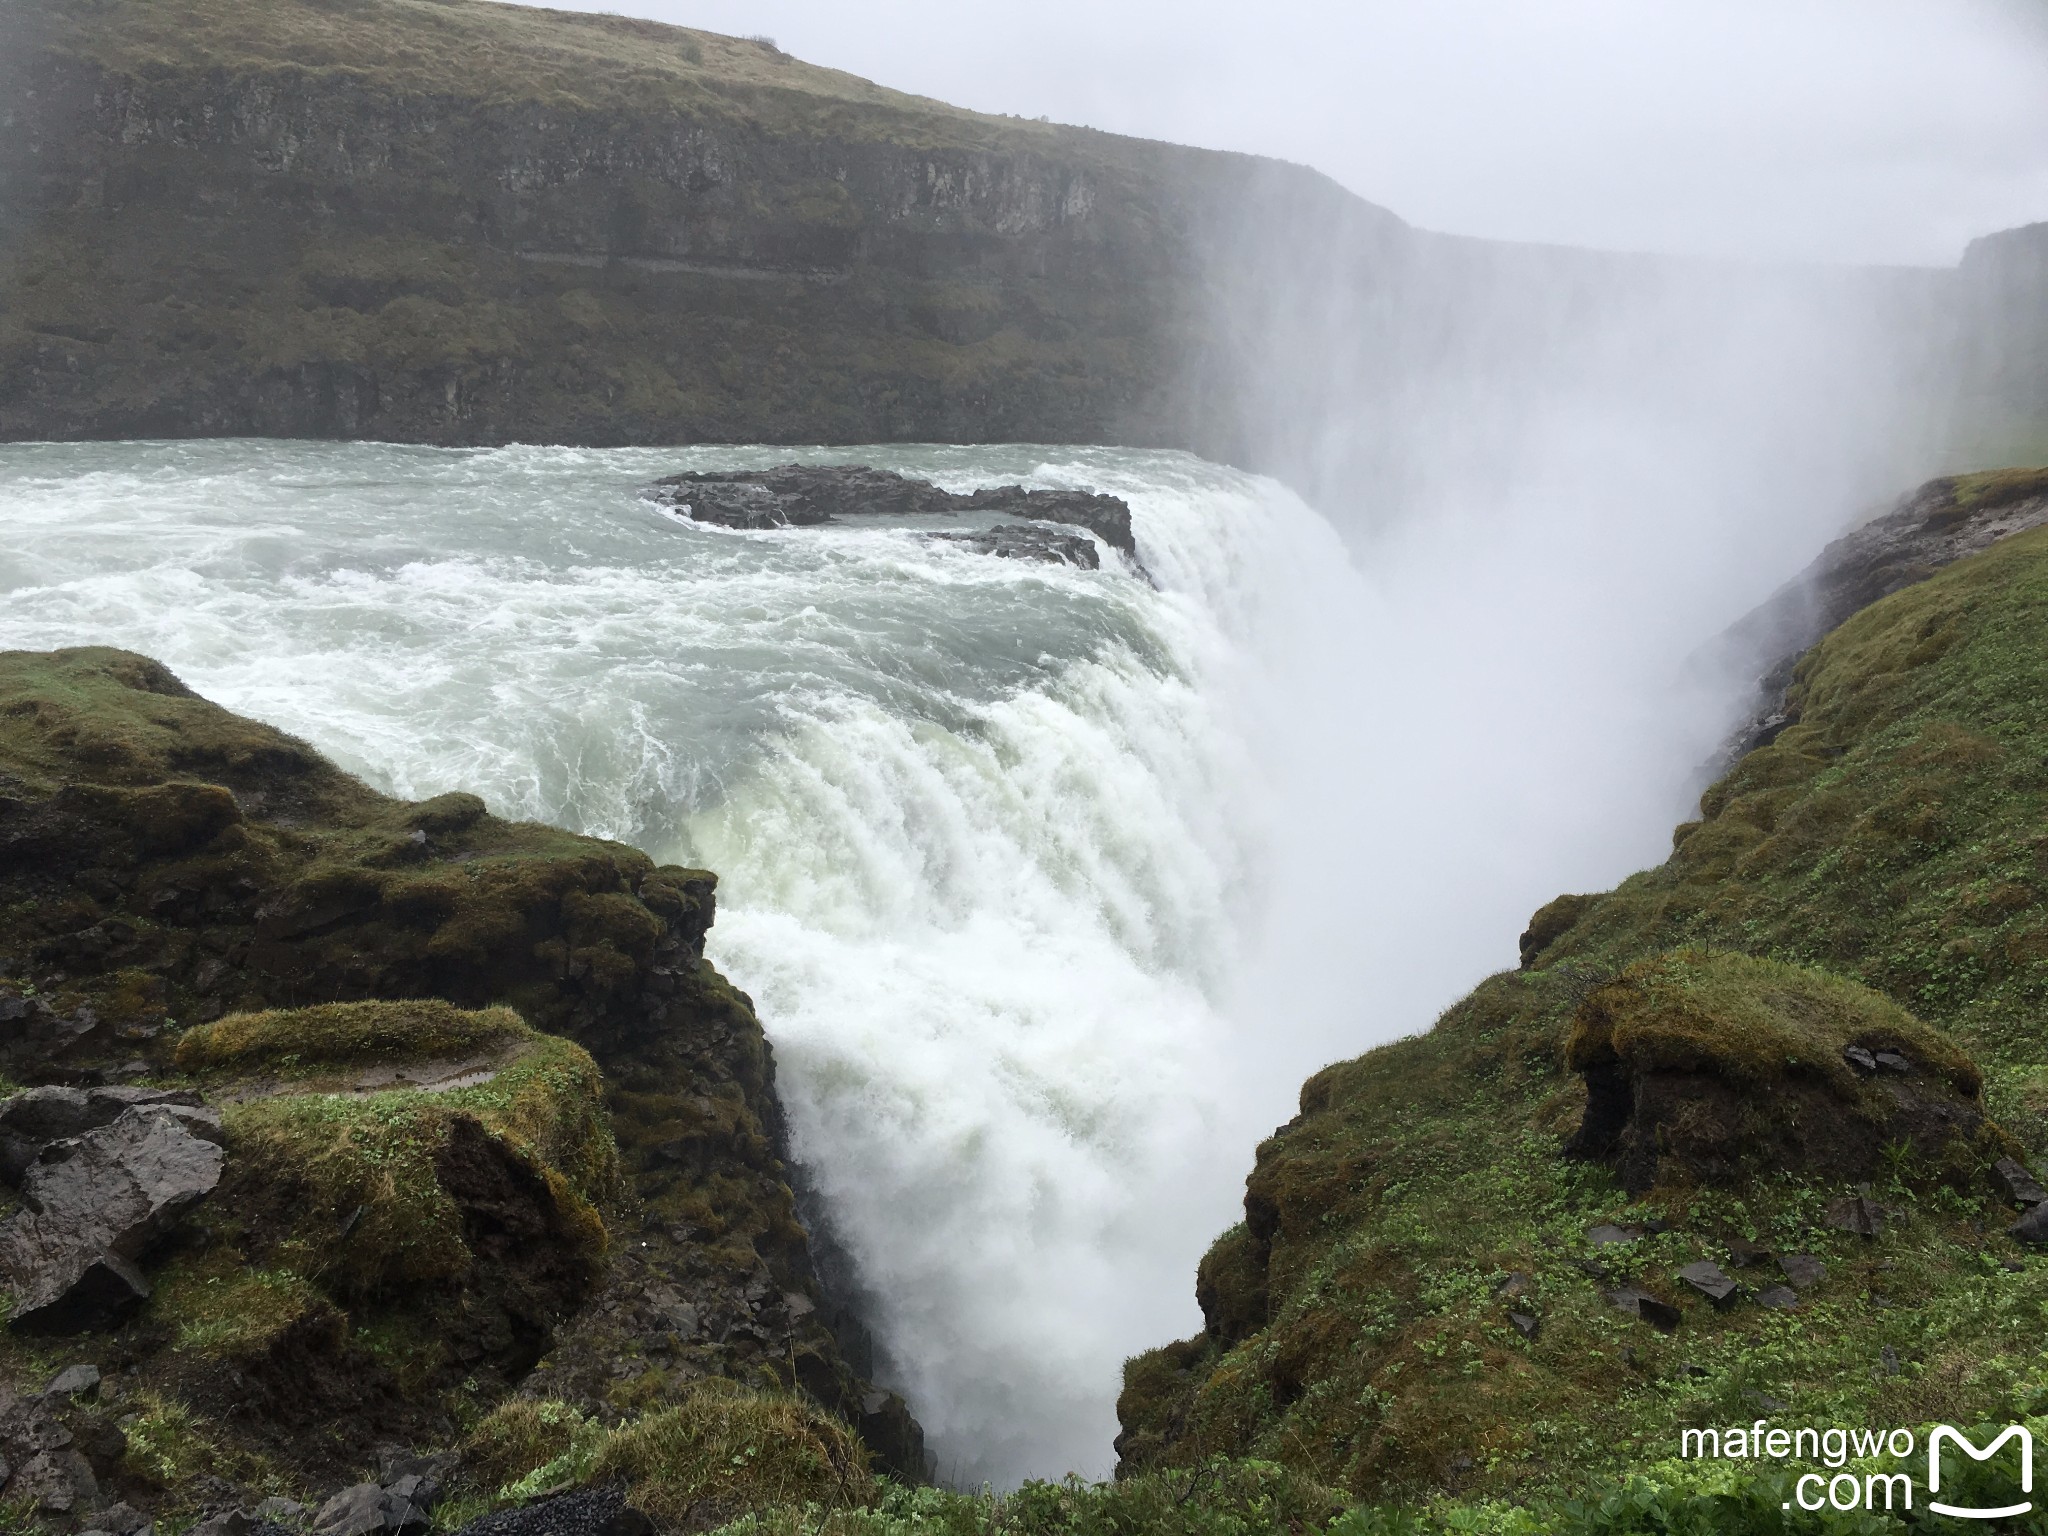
{"left": 0, "top": 0, "right": 2015, "bottom": 520}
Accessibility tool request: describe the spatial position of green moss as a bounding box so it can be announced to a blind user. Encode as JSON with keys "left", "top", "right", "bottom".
{"left": 590, "top": 1380, "right": 876, "bottom": 1527}
{"left": 1948, "top": 464, "right": 2048, "bottom": 510}
{"left": 1117, "top": 511, "right": 2048, "bottom": 1507}
{"left": 461, "top": 1384, "right": 875, "bottom": 1527}
{"left": 463, "top": 1397, "right": 607, "bottom": 1497}
{"left": 684, "top": 1460, "right": 1345, "bottom": 1536}
{"left": 0, "top": 646, "right": 334, "bottom": 798}
{"left": 176, "top": 998, "right": 530, "bottom": 1074}
{"left": 120, "top": 1391, "right": 283, "bottom": 1505}
{"left": 149, "top": 1255, "right": 327, "bottom": 1355}
{"left": 1565, "top": 949, "right": 1979, "bottom": 1097}
{"left": 214, "top": 1018, "right": 617, "bottom": 1294}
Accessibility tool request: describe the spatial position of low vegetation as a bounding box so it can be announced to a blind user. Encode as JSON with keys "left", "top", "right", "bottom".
{"left": 1095, "top": 516, "right": 2048, "bottom": 1519}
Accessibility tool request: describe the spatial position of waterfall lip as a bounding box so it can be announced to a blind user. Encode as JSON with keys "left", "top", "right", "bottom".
{"left": 638, "top": 460, "right": 1152, "bottom": 582}
{"left": 0, "top": 436, "right": 1300, "bottom": 1487}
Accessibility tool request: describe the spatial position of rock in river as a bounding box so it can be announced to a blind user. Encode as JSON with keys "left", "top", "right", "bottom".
{"left": 642, "top": 464, "right": 1140, "bottom": 568}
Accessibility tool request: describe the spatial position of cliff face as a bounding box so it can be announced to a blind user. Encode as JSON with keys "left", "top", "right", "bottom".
{"left": 0, "top": 0, "right": 1985, "bottom": 523}
{"left": 0, "top": 0, "right": 1305, "bottom": 455}
{"left": 1951, "top": 222, "right": 2048, "bottom": 467}
{"left": 0, "top": 646, "right": 921, "bottom": 1519}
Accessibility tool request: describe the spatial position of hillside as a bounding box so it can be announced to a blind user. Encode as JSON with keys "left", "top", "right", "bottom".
{"left": 0, "top": 0, "right": 2004, "bottom": 521}
{"left": 0, "top": 0, "right": 1390, "bottom": 464}
{"left": 1108, "top": 466, "right": 2048, "bottom": 1515}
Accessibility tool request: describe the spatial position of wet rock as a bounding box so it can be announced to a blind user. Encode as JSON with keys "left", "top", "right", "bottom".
{"left": 1708, "top": 472, "right": 2048, "bottom": 765}
{"left": 382, "top": 1474, "right": 437, "bottom": 1532}
{"left": 2009, "top": 1200, "right": 2048, "bottom": 1245}
{"left": 45, "top": 1363, "right": 101, "bottom": 1397}
{"left": 1606, "top": 1286, "right": 1681, "bottom": 1332}
{"left": 0, "top": 1104, "right": 225, "bottom": 1331}
{"left": 1824, "top": 1194, "right": 1887, "bottom": 1238}
{"left": 931, "top": 523, "right": 1100, "bottom": 567}
{"left": 0, "top": 1086, "right": 204, "bottom": 1183}
{"left": 312, "top": 1485, "right": 388, "bottom": 1536}
{"left": 1676, "top": 1260, "right": 1738, "bottom": 1305}
{"left": 1756, "top": 1286, "right": 1800, "bottom": 1310}
{"left": 377, "top": 1452, "right": 456, "bottom": 1504}
{"left": 1508, "top": 1311, "right": 1540, "bottom": 1339}
{"left": 1777, "top": 1253, "right": 1828, "bottom": 1290}
{"left": 16, "top": 1447, "right": 101, "bottom": 1515}
{"left": 643, "top": 465, "right": 1140, "bottom": 560}
{"left": 1995, "top": 1156, "right": 2047, "bottom": 1207}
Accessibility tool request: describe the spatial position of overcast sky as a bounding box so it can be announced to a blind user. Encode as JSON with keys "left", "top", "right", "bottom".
{"left": 529, "top": 0, "right": 2048, "bottom": 267}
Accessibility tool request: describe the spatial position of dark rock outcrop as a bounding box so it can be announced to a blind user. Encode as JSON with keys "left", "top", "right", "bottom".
{"left": 1709, "top": 469, "right": 2048, "bottom": 763}
{"left": 1517, "top": 893, "right": 1598, "bottom": 970}
{"left": 1562, "top": 950, "right": 2003, "bottom": 1196}
{"left": 931, "top": 523, "right": 1102, "bottom": 569}
{"left": 0, "top": 1085, "right": 205, "bottom": 1181}
{"left": 643, "top": 464, "right": 1138, "bottom": 568}
{"left": 0, "top": 646, "right": 923, "bottom": 1490}
{"left": 0, "top": 1100, "right": 225, "bottom": 1332}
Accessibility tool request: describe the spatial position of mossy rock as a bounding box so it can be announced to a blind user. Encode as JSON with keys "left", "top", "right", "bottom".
{"left": 0, "top": 647, "right": 915, "bottom": 1497}
{"left": 463, "top": 1382, "right": 874, "bottom": 1530}
{"left": 115, "top": 1001, "right": 617, "bottom": 1474}
{"left": 185, "top": 999, "right": 618, "bottom": 1298}
{"left": 175, "top": 997, "right": 531, "bottom": 1076}
{"left": 1194, "top": 1224, "right": 1269, "bottom": 1349}
{"left": 1518, "top": 892, "right": 1598, "bottom": 969}
{"left": 1564, "top": 950, "right": 2003, "bottom": 1193}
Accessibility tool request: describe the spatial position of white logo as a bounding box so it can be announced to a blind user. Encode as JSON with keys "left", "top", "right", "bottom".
{"left": 1929, "top": 1425, "right": 2034, "bottom": 1519}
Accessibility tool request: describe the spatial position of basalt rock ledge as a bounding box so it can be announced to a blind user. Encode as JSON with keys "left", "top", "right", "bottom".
{"left": 642, "top": 464, "right": 1141, "bottom": 573}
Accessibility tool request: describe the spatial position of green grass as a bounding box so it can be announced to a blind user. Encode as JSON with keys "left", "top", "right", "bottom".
{"left": 30, "top": 0, "right": 1093, "bottom": 146}
{"left": 1108, "top": 516, "right": 2048, "bottom": 1508}
{"left": 458, "top": 1383, "right": 874, "bottom": 1526}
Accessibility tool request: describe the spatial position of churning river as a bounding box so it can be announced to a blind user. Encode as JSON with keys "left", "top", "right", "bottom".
{"left": 0, "top": 440, "right": 1387, "bottom": 1486}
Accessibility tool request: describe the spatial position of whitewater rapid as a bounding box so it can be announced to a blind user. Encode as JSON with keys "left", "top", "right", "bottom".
{"left": 0, "top": 435, "right": 1779, "bottom": 1484}
{"left": 0, "top": 440, "right": 1359, "bottom": 1484}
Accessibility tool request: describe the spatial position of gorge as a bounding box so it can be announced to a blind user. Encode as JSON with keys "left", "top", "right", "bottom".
{"left": 2, "top": 0, "right": 2048, "bottom": 1530}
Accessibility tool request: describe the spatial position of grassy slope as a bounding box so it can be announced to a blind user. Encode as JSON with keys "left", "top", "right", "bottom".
{"left": 1102, "top": 505, "right": 2048, "bottom": 1509}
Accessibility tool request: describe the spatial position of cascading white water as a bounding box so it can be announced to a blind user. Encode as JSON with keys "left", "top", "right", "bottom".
{"left": 0, "top": 434, "right": 1844, "bottom": 1485}
{"left": 0, "top": 439, "right": 1369, "bottom": 1485}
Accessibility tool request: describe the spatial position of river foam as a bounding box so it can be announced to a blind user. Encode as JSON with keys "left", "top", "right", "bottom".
{"left": 0, "top": 435, "right": 1786, "bottom": 1484}
{"left": 0, "top": 440, "right": 1354, "bottom": 1484}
